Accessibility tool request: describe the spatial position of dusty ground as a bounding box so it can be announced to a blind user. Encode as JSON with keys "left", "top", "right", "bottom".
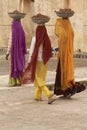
{"left": 0, "top": 55, "right": 87, "bottom": 130}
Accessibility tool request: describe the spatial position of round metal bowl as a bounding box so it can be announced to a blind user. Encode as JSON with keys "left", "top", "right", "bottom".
{"left": 55, "top": 11, "right": 74, "bottom": 18}
{"left": 31, "top": 17, "right": 50, "bottom": 24}
{"left": 8, "top": 12, "right": 26, "bottom": 19}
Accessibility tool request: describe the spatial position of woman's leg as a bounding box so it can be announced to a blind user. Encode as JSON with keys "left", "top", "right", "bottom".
{"left": 41, "top": 85, "right": 52, "bottom": 98}
{"left": 34, "top": 61, "right": 48, "bottom": 99}
{"left": 34, "top": 85, "right": 42, "bottom": 100}
{"left": 34, "top": 61, "right": 56, "bottom": 103}
{"left": 54, "top": 59, "right": 64, "bottom": 95}
{"left": 9, "top": 76, "right": 21, "bottom": 86}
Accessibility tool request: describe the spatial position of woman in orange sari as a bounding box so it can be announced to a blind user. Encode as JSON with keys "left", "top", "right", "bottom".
{"left": 54, "top": 9, "right": 86, "bottom": 97}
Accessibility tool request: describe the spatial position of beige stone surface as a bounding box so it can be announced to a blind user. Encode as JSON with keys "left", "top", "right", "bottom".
{"left": 0, "top": 0, "right": 87, "bottom": 52}
{"left": 0, "top": 76, "right": 87, "bottom": 130}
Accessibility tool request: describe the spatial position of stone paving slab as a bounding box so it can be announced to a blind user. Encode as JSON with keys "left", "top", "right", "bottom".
{"left": 0, "top": 52, "right": 87, "bottom": 130}
{"left": 0, "top": 65, "right": 87, "bottom": 130}
{"left": 0, "top": 85, "right": 87, "bottom": 130}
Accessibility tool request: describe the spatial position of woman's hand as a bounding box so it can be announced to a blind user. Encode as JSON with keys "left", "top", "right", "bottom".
{"left": 5, "top": 54, "right": 9, "bottom": 60}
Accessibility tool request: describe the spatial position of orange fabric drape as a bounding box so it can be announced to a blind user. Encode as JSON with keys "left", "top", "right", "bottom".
{"left": 55, "top": 18, "right": 75, "bottom": 90}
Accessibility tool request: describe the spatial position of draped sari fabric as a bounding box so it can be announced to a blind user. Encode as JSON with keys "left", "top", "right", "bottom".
{"left": 55, "top": 18, "right": 74, "bottom": 91}
{"left": 54, "top": 18, "right": 86, "bottom": 96}
{"left": 11, "top": 20, "right": 26, "bottom": 78}
{"left": 22, "top": 25, "right": 52, "bottom": 84}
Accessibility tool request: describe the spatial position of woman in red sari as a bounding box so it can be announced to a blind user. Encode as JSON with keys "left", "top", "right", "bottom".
{"left": 22, "top": 14, "right": 56, "bottom": 104}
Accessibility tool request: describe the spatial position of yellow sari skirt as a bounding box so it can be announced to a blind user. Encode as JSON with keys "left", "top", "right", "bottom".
{"left": 34, "top": 61, "right": 52, "bottom": 99}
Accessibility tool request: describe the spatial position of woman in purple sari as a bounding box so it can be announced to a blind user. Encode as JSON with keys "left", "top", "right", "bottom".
{"left": 6, "top": 10, "right": 26, "bottom": 86}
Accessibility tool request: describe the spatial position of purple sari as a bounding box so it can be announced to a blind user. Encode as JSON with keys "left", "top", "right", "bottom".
{"left": 11, "top": 20, "right": 26, "bottom": 78}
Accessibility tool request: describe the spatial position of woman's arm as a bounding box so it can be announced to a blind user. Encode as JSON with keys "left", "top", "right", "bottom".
{"left": 28, "top": 36, "right": 36, "bottom": 63}
{"left": 6, "top": 31, "right": 12, "bottom": 60}
{"left": 6, "top": 31, "right": 12, "bottom": 55}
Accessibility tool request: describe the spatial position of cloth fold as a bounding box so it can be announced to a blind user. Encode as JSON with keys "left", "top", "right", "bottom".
{"left": 22, "top": 25, "right": 52, "bottom": 84}
{"left": 55, "top": 18, "right": 74, "bottom": 90}
{"left": 11, "top": 20, "right": 26, "bottom": 78}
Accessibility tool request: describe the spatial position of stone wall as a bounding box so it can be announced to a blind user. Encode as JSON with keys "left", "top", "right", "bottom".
{"left": 83, "top": 0, "right": 87, "bottom": 52}
{"left": 0, "top": 0, "right": 34, "bottom": 48}
{"left": 69, "top": 0, "right": 84, "bottom": 52}
{"left": 0, "top": 0, "right": 22, "bottom": 47}
{"left": 68, "top": 0, "right": 87, "bottom": 52}
{"left": 0, "top": 0, "right": 87, "bottom": 52}
{"left": 34, "top": 0, "right": 63, "bottom": 48}
{"left": 23, "top": 0, "right": 35, "bottom": 47}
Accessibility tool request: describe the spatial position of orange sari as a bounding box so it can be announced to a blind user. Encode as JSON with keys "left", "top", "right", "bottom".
{"left": 55, "top": 18, "right": 74, "bottom": 90}
{"left": 54, "top": 18, "right": 86, "bottom": 97}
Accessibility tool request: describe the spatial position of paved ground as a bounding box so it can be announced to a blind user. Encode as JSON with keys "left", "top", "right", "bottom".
{"left": 0, "top": 55, "right": 87, "bottom": 130}
{"left": 0, "top": 86, "right": 87, "bottom": 130}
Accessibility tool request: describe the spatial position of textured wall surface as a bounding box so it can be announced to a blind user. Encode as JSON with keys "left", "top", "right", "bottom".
{"left": 0, "top": 0, "right": 87, "bottom": 52}
{"left": 0, "top": 0, "right": 23, "bottom": 47}
{"left": 70, "top": 0, "right": 85, "bottom": 52}
{"left": 83, "top": 0, "right": 87, "bottom": 52}
{"left": 34, "top": 0, "right": 63, "bottom": 48}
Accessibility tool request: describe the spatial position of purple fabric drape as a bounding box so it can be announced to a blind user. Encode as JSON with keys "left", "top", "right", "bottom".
{"left": 11, "top": 20, "right": 26, "bottom": 78}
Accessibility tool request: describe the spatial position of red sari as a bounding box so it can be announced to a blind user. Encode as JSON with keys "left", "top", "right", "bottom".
{"left": 22, "top": 25, "right": 52, "bottom": 84}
